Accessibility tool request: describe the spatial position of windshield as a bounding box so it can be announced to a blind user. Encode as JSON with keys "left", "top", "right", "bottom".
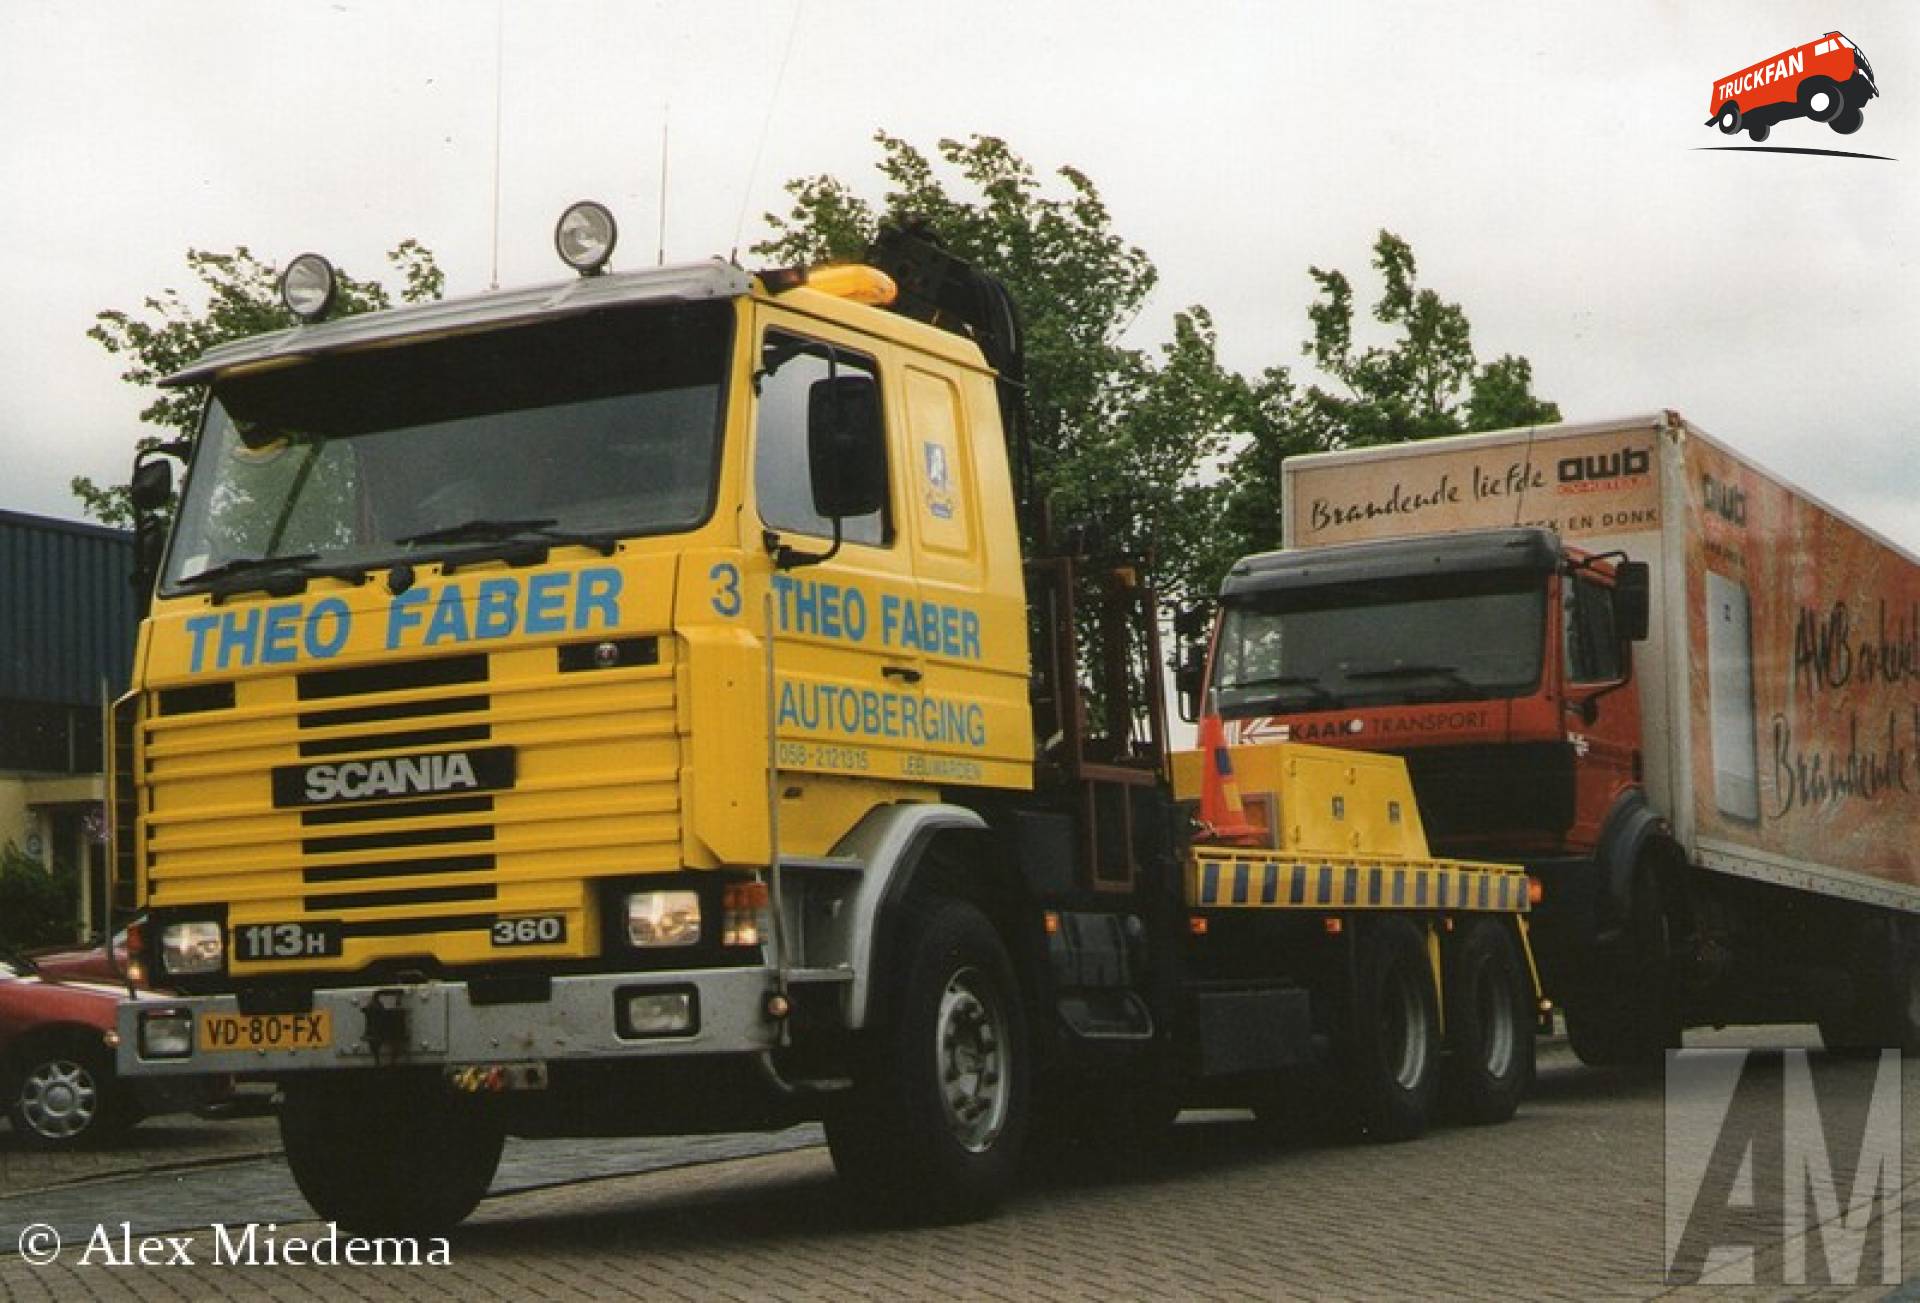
{"left": 162, "top": 301, "right": 731, "bottom": 591}
{"left": 1212, "top": 572, "right": 1547, "bottom": 715}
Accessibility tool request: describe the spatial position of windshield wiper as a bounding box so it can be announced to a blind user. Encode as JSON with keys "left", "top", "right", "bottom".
{"left": 1221, "top": 674, "right": 1339, "bottom": 707}
{"left": 176, "top": 553, "right": 368, "bottom": 602}
{"left": 1344, "top": 663, "right": 1486, "bottom": 698}
{"left": 396, "top": 517, "right": 616, "bottom": 555}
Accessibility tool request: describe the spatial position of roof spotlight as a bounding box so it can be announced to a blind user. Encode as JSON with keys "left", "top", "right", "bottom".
{"left": 279, "top": 253, "right": 338, "bottom": 322}
{"left": 555, "top": 201, "right": 618, "bottom": 276}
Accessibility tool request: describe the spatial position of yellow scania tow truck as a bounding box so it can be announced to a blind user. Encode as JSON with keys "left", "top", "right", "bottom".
{"left": 116, "top": 205, "right": 1536, "bottom": 1231}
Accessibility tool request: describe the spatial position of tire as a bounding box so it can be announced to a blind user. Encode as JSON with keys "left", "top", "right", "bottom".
{"left": 6, "top": 1039, "right": 136, "bottom": 1150}
{"left": 1748, "top": 122, "right": 1771, "bottom": 143}
{"left": 280, "top": 1073, "right": 504, "bottom": 1234}
{"left": 1830, "top": 105, "right": 1865, "bottom": 135}
{"left": 1798, "top": 76, "right": 1844, "bottom": 123}
{"left": 1334, "top": 917, "right": 1441, "bottom": 1142}
{"left": 1820, "top": 915, "right": 1920, "bottom": 1056}
{"left": 1442, "top": 918, "right": 1535, "bottom": 1125}
{"left": 1715, "top": 103, "right": 1741, "bottom": 134}
{"left": 1565, "top": 860, "right": 1679, "bottom": 1068}
{"left": 825, "top": 898, "right": 1030, "bottom": 1222}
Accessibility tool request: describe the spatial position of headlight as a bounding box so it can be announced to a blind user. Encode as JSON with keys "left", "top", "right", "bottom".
{"left": 139, "top": 1011, "right": 194, "bottom": 1059}
{"left": 555, "top": 200, "right": 618, "bottom": 276}
{"left": 279, "top": 253, "right": 338, "bottom": 321}
{"left": 161, "top": 921, "right": 224, "bottom": 975}
{"left": 626, "top": 891, "right": 700, "bottom": 948}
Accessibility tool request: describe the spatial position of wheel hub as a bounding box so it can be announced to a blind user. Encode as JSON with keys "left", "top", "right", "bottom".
{"left": 935, "top": 968, "right": 1010, "bottom": 1153}
{"left": 20, "top": 1059, "right": 98, "bottom": 1139}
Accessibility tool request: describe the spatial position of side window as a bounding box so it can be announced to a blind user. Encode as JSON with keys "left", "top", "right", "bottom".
{"left": 1565, "top": 574, "right": 1623, "bottom": 684}
{"left": 755, "top": 333, "right": 887, "bottom": 546}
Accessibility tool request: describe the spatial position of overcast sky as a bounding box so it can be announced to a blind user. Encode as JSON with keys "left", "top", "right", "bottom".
{"left": 2, "top": 1, "right": 1915, "bottom": 552}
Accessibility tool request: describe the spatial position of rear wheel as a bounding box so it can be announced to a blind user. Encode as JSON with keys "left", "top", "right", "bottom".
{"left": 1798, "top": 76, "right": 1844, "bottom": 122}
{"left": 280, "top": 1073, "right": 503, "bottom": 1234}
{"left": 1443, "top": 918, "right": 1534, "bottom": 1124}
{"left": 1335, "top": 917, "right": 1440, "bottom": 1141}
{"left": 1715, "top": 103, "right": 1742, "bottom": 134}
{"left": 825, "top": 898, "right": 1030, "bottom": 1221}
{"left": 1820, "top": 915, "right": 1920, "bottom": 1056}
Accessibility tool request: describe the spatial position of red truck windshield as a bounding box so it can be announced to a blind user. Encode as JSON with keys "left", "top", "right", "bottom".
{"left": 1212, "top": 573, "right": 1547, "bottom": 715}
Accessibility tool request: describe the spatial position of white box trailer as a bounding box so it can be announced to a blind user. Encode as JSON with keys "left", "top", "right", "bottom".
{"left": 1253, "top": 411, "right": 1920, "bottom": 1058}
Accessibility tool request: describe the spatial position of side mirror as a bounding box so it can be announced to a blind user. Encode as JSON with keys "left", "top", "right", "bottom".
{"left": 1613, "top": 560, "right": 1651, "bottom": 642}
{"left": 1174, "top": 650, "right": 1205, "bottom": 725}
{"left": 129, "top": 458, "right": 173, "bottom": 512}
{"left": 807, "top": 375, "right": 886, "bottom": 521}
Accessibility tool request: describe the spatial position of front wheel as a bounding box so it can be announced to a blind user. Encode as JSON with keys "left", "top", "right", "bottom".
{"left": 1443, "top": 918, "right": 1535, "bottom": 1124}
{"left": 280, "top": 1073, "right": 504, "bottom": 1234}
{"left": 825, "top": 898, "right": 1030, "bottom": 1222}
{"left": 1830, "top": 105, "right": 1865, "bottom": 135}
{"left": 7, "top": 1040, "right": 136, "bottom": 1150}
{"left": 1748, "top": 121, "right": 1772, "bottom": 143}
{"left": 1335, "top": 917, "right": 1441, "bottom": 1142}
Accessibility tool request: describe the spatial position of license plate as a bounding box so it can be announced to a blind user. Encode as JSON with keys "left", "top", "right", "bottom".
{"left": 199, "top": 1011, "right": 333, "bottom": 1053}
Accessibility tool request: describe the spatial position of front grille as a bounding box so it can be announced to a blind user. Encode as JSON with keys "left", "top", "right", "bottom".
{"left": 1400, "top": 742, "right": 1576, "bottom": 850}
{"left": 139, "top": 636, "right": 681, "bottom": 973}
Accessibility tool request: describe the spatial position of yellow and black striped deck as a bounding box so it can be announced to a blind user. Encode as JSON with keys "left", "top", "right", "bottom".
{"left": 1189, "top": 849, "right": 1530, "bottom": 914}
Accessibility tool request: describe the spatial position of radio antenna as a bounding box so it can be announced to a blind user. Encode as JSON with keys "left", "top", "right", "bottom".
{"left": 1512, "top": 425, "right": 1539, "bottom": 527}
{"left": 657, "top": 104, "right": 670, "bottom": 267}
{"left": 488, "top": 0, "right": 505, "bottom": 290}
{"left": 730, "top": 0, "right": 805, "bottom": 264}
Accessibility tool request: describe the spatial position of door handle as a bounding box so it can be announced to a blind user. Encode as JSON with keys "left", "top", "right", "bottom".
{"left": 882, "top": 664, "right": 923, "bottom": 684}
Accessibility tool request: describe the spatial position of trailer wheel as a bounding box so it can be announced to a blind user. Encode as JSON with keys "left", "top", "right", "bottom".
{"left": 1821, "top": 915, "right": 1920, "bottom": 1056}
{"left": 1830, "top": 105, "right": 1865, "bottom": 135}
{"left": 280, "top": 1073, "right": 503, "bottom": 1234}
{"left": 1336, "top": 917, "right": 1440, "bottom": 1142}
{"left": 1798, "top": 77, "right": 1844, "bottom": 122}
{"left": 1443, "top": 918, "right": 1535, "bottom": 1124}
{"left": 825, "top": 898, "right": 1030, "bottom": 1221}
{"left": 1715, "top": 103, "right": 1741, "bottom": 134}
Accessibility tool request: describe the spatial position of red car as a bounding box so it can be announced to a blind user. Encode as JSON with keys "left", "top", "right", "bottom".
{"left": 0, "top": 958, "right": 225, "bottom": 1149}
{"left": 23, "top": 924, "right": 144, "bottom": 988}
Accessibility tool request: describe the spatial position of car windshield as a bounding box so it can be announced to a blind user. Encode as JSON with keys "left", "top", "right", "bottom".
{"left": 161, "top": 301, "right": 732, "bottom": 591}
{"left": 1212, "top": 571, "right": 1548, "bottom": 715}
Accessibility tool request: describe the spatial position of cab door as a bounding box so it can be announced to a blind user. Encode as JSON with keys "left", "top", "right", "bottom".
{"left": 748, "top": 318, "right": 925, "bottom": 841}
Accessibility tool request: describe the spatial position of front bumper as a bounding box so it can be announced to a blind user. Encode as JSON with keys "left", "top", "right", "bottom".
{"left": 118, "top": 965, "right": 781, "bottom": 1078}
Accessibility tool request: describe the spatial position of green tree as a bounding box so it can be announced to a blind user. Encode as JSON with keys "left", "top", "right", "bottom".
{"left": 1207, "top": 230, "right": 1560, "bottom": 580}
{"left": 75, "top": 241, "right": 443, "bottom": 526}
{"left": 758, "top": 133, "right": 1246, "bottom": 604}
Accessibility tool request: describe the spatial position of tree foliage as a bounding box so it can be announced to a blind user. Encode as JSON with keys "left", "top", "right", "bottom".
{"left": 758, "top": 136, "right": 1559, "bottom": 604}
{"left": 75, "top": 241, "right": 442, "bottom": 526}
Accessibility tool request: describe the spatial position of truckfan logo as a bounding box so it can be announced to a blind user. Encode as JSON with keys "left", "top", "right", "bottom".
{"left": 1703, "top": 32, "right": 1884, "bottom": 154}
{"left": 1665, "top": 1048, "right": 1902, "bottom": 1284}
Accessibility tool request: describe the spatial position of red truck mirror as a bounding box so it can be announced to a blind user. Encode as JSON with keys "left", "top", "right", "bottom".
{"left": 1614, "top": 561, "right": 1651, "bottom": 642}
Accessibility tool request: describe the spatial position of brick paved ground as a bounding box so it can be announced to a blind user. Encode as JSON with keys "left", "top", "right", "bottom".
{"left": 1, "top": 1032, "right": 1913, "bottom": 1300}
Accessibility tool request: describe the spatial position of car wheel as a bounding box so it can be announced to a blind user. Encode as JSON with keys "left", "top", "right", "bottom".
{"left": 1442, "top": 917, "right": 1535, "bottom": 1124}
{"left": 1830, "top": 105, "right": 1865, "bottom": 135}
{"left": 1748, "top": 121, "right": 1771, "bottom": 143}
{"left": 7, "top": 1040, "right": 133, "bottom": 1150}
{"left": 1715, "top": 103, "right": 1741, "bottom": 134}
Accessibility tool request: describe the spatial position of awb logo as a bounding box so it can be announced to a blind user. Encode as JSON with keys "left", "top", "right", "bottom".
{"left": 1665, "top": 1048, "right": 1902, "bottom": 1285}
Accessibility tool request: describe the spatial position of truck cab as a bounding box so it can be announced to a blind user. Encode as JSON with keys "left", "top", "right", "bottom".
{"left": 1200, "top": 526, "right": 1649, "bottom": 998}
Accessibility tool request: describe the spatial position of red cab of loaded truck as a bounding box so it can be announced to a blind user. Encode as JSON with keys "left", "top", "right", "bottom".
{"left": 1706, "top": 32, "right": 1878, "bottom": 141}
{"left": 1194, "top": 412, "right": 1920, "bottom": 1067}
